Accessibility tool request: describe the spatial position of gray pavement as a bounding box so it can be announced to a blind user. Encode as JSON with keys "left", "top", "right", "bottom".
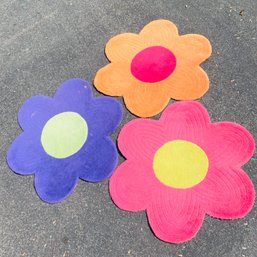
{"left": 0, "top": 0, "right": 257, "bottom": 256}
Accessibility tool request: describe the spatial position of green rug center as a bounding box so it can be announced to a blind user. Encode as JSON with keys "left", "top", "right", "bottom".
{"left": 41, "top": 112, "right": 88, "bottom": 159}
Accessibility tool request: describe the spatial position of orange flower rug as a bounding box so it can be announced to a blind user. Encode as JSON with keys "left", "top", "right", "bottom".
{"left": 94, "top": 20, "right": 212, "bottom": 117}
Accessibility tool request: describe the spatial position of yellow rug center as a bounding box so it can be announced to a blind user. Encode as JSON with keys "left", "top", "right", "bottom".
{"left": 41, "top": 112, "right": 88, "bottom": 159}
{"left": 153, "top": 140, "right": 209, "bottom": 188}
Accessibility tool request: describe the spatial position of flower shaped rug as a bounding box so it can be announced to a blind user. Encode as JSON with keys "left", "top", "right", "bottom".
{"left": 110, "top": 101, "right": 255, "bottom": 243}
{"left": 7, "top": 79, "right": 123, "bottom": 203}
{"left": 94, "top": 19, "right": 212, "bottom": 117}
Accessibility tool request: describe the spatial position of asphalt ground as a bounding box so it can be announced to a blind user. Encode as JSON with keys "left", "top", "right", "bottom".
{"left": 0, "top": 0, "right": 257, "bottom": 256}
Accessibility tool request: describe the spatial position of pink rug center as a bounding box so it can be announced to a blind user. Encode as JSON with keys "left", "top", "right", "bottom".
{"left": 131, "top": 46, "right": 177, "bottom": 83}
